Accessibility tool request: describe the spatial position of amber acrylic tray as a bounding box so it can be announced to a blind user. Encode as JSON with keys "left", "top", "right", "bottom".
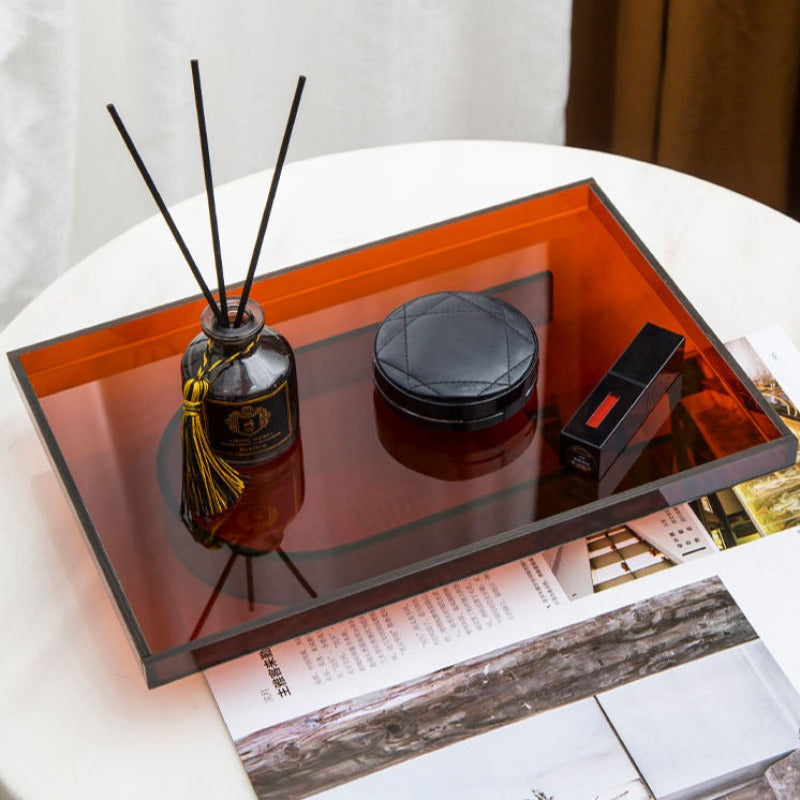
{"left": 9, "top": 181, "right": 796, "bottom": 687}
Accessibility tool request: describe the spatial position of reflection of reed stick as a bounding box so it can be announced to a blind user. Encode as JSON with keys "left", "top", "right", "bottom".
{"left": 246, "top": 555, "right": 255, "bottom": 611}
{"left": 191, "top": 59, "right": 228, "bottom": 324}
{"left": 277, "top": 546, "right": 317, "bottom": 598}
{"left": 189, "top": 546, "right": 315, "bottom": 642}
{"left": 190, "top": 550, "right": 238, "bottom": 641}
{"left": 106, "top": 102, "right": 225, "bottom": 325}
{"left": 234, "top": 75, "right": 306, "bottom": 327}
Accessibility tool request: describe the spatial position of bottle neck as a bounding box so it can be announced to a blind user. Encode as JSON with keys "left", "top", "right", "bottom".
{"left": 201, "top": 298, "right": 265, "bottom": 354}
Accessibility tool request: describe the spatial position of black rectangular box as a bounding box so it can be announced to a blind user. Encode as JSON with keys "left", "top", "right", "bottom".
{"left": 561, "top": 323, "right": 685, "bottom": 478}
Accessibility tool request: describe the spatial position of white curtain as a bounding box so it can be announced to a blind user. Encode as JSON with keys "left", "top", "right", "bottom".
{"left": 0, "top": 0, "right": 572, "bottom": 329}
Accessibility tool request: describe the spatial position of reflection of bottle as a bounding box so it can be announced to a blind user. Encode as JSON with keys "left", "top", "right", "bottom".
{"left": 181, "top": 298, "right": 299, "bottom": 466}
{"left": 185, "top": 437, "right": 305, "bottom": 555}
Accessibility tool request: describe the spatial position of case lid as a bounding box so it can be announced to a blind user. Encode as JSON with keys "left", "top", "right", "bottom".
{"left": 372, "top": 291, "right": 539, "bottom": 430}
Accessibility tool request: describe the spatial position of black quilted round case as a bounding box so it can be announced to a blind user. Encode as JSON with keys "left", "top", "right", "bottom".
{"left": 372, "top": 291, "right": 539, "bottom": 430}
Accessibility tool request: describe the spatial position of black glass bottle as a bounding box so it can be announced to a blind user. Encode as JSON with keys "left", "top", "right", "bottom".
{"left": 180, "top": 298, "right": 299, "bottom": 466}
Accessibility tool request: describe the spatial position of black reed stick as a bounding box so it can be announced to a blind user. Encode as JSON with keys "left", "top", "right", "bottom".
{"left": 106, "top": 102, "right": 225, "bottom": 325}
{"left": 191, "top": 60, "right": 229, "bottom": 326}
{"left": 234, "top": 75, "right": 306, "bottom": 327}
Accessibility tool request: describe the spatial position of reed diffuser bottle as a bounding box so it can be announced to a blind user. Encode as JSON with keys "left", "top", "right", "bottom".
{"left": 181, "top": 298, "right": 299, "bottom": 466}
{"left": 107, "top": 59, "right": 306, "bottom": 519}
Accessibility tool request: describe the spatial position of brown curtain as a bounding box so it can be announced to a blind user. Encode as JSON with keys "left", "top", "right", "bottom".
{"left": 567, "top": 0, "right": 800, "bottom": 217}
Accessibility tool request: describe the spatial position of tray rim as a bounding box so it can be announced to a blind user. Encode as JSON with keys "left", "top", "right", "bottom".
{"left": 7, "top": 179, "right": 595, "bottom": 359}
{"left": 8, "top": 178, "right": 796, "bottom": 686}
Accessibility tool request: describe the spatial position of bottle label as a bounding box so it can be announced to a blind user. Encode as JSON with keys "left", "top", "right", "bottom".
{"left": 204, "top": 381, "right": 294, "bottom": 462}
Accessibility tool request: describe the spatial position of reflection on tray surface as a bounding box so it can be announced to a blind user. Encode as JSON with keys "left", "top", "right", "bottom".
{"left": 36, "top": 270, "right": 775, "bottom": 647}
{"left": 139, "top": 276, "right": 759, "bottom": 613}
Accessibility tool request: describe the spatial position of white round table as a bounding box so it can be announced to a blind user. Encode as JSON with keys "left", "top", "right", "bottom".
{"left": 1, "top": 142, "right": 799, "bottom": 799}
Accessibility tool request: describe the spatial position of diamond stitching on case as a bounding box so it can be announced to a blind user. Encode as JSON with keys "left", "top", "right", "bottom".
{"left": 374, "top": 291, "right": 536, "bottom": 398}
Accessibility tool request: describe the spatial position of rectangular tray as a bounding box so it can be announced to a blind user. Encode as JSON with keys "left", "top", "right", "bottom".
{"left": 9, "top": 181, "right": 796, "bottom": 686}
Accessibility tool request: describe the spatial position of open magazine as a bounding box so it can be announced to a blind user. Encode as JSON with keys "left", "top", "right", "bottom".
{"left": 205, "top": 325, "right": 800, "bottom": 800}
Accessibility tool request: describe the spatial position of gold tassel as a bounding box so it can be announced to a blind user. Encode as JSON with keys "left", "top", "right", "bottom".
{"left": 181, "top": 341, "right": 255, "bottom": 519}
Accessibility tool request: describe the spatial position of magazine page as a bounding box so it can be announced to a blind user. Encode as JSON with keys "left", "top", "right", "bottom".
{"left": 302, "top": 536, "right": 800, "bottom": 800}
{"left": 206, "top": 534, "right": 800, "bottom": 800}
{"left": 205, "top": 327, "right": 800, "bottom": 799}
{"left": 726, "top": 326, "right": 800, "bottom": 536}
{"left": 207, "top": 552, "right": 569, "bottom": 743}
